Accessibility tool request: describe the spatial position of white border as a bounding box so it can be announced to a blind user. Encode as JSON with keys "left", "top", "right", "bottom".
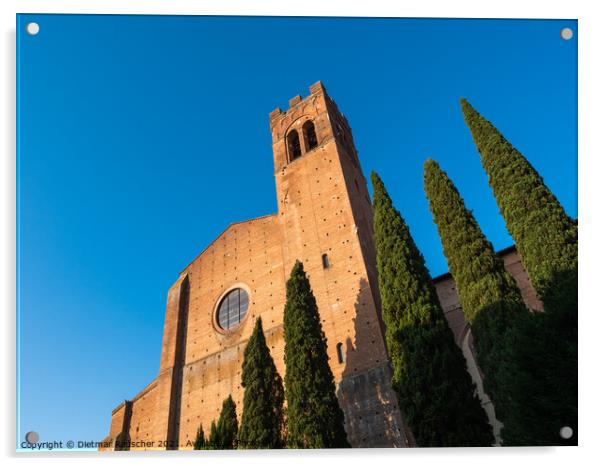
{"left": 3, "top": 1, "right": 600, "bottom": 465}
{"left": 3, "top": 0, "right": 592, "bottom": 18}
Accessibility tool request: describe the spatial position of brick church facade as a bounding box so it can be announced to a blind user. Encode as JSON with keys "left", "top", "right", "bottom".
{"left": 101, "top": 82, "right": 542, "bottom": 450}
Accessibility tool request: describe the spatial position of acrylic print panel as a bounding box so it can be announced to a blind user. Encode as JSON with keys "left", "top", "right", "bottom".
{"left": 16, "top": 14, "right": 577, "bottom": 451}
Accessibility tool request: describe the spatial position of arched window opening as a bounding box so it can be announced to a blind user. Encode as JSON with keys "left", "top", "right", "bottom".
{"left": 336, "top": 342, "right": 346, "bottom": 364}
{"left": 303, "top": 120, "right": 318, "bottom": 152}
{"left": 322, "top": 253, "right": 330, "bottom": 269}
{"left": 287, "top": 129, "right": 302, "bottom": 161}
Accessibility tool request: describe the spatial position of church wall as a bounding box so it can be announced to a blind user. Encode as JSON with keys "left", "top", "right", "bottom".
{"left": 128, "top": 380, "right": 162, "bottom": 450}
{"left": 107, "top": 402, "right": 126, "bottom": 442}
{"left": 104, "top": 379, "right": 164, "bottom": 451}
{"left": 175, "top": 214, "right": 287, "bottom": 448}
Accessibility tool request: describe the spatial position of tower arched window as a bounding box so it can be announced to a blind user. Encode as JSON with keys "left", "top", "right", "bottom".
{"left": 302, "top": 120, "right": 318, "bottom": 152}
{"left": 287, "top": 129, "right": 302, "bottom": 161}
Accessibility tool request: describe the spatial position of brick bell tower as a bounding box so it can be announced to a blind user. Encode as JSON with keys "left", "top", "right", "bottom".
{"left": 269, "top": 82, "right": 412, "bottom": 447}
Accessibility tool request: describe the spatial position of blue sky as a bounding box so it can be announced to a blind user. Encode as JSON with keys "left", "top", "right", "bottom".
{"left": 17, "top": 15, "right": 577, "bottom": 448}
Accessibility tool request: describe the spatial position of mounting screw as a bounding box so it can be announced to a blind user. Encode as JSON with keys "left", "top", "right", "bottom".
{"left": 560, "top": 28, "right": 573, "bottom": 41}
{"left": 25, "top": 431, "right": 39, "bottom": 444}
{"left": 26, "top": 22, "right": 40, "bottom": 36}
{"left": 559, "top": 426, "right": 573, "bottom": 439}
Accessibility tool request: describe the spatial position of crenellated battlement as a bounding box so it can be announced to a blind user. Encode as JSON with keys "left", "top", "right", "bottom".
{"left": 269, "top": 81, "right": 327, "bottom": 125}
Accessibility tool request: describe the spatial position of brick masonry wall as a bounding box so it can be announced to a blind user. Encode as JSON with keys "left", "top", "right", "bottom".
{"left": 177, "top": 214, "right": 286, "bottom": 447}
{"left": 107, "top": 402, "right": 126, "bottom": 441}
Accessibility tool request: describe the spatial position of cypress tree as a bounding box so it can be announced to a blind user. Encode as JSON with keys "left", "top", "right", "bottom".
{"left": 206, "top": 421, "right": 218, "bottom": 450}
{"left": 423, "top": 159, "right": 528, "bottom": 425}
{"left": 238, "top": 317, "right": 285, "bottom": 449}
{"left": 460, "top": 101, "right": 577, "bottom": 445}
{"left": 193, "top": 424, "right": 206, "bottom": 450}
{"left": 214, "top": 395, "right": 238, "bottom": 449}
{"left": 283, "top": 261, "right": 350, "bottom": 448}
{"left": 371, "top": 171, "right": 493, "bottom": 447}
{"left": 460, "top": 98, "right": 577, "bottom": 324}
{"left": 499, "top": 310, "right": 577, "bottom": 445}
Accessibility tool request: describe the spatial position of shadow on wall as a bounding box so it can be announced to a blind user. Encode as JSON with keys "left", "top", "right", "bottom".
{"left": 335, "top": 278, "right": 409, "bottom": 447}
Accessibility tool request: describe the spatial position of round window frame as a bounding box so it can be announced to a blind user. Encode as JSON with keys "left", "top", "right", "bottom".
{"left": 212, "top": 283, "right": 252, "bottom": 335}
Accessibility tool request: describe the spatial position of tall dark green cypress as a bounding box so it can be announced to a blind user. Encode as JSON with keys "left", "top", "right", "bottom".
{"left": 283, "top": 261, "right": 350, "bottom": 448}
{"left": 238, "top": 317, "right": 285, "bottom": 449}
{"left": 206, "top": 421, "right": 218, "bottom": 450}
{"left": 214, "top": 395, "right": 238, "bottom": 449}
{"left": 460, "top": 101, "right": 577, "bottom": 445}
{"left": 193, "top": 424, "right": 206, "bottom": 450}
{"left": 423, "top": 159, "right": 528, "bottom": 425}
{"left": 499, "top": 309, "right": 577, "bottom": 445}
{"left": 371, "top": 171, "right": 493, "bottom": 447}
{"left": 460, "top": 98, "right": 577, "bottom": 323}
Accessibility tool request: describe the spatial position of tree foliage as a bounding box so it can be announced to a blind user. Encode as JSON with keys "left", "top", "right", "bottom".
{"left": 460, "top": 98, "right": 577, "bottom": 323}
{"left": 497, "top": 310, "right": 577, "bottom": 445}
{"left": 206, "top": 421, "right": 218, "bottom": 450}
{"left": 283, "top": 261, "right": 350, "bottom": 448}
{"left": 205, "top": 396, "right": 238, "bottom": 449}
{"left": 193, "top": 424, "right": 206, "bottom": 450}
{"left": 238, "top": 317, "right": 285, "bottom": 449}
{"left": 371, "top": 171, "right": 493, "bottom": 447}
{"left": 460, "top": 99, "right": 577, "bottom": 445}
{"left": 423, "top": 159, "right": 528, "bottom": 424}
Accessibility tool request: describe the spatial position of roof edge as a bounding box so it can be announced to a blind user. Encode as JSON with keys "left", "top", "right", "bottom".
{"left": 432, "top": 244, "right": 517, "bottom": 283}
{"left": 179, "top": 213, "right": 278, "bottom": 274}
